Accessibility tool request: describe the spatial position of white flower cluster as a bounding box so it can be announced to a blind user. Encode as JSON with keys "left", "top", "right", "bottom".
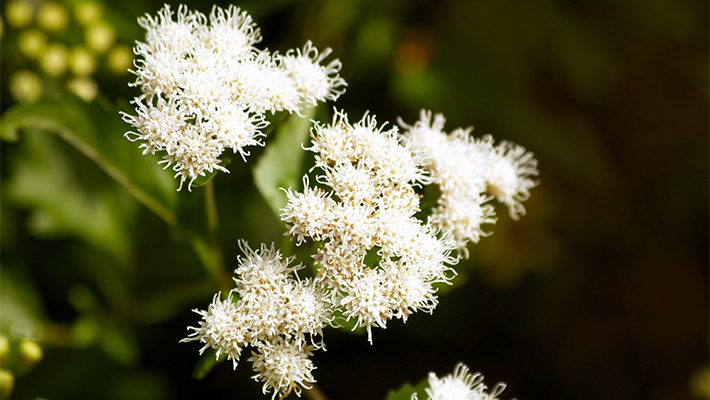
{"left": 122, "top": 4, "right": 346, "bottom": 190}
{"left": 412, "top": 362, "right": 508, "bottom": 400}
{"left": 183, "top": 242, "right": 330, "bottom": 399}
{"left": 399, "top": 111, "right": 538, "bottom": 251}
{"left": 281, "top": 110, "right": 458, "bottom": 342}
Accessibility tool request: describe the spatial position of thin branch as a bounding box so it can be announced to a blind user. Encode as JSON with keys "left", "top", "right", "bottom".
{"left": 205, "top": 180, "right": 230, "bottom": 293}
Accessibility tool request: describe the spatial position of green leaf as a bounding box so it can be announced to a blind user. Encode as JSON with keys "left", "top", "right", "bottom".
{"left": 0, "top": 97, "right": 178, "bottom": 225}
{"left": 192, "top": 349, "right": 227, "bottom": 379}
{"left": 5, "top": 132, "right": 133, "bottom": 258}
{"left": 385, "top": 379, "right": 429, "bottom": 400}
{"left": 253, "top": 107, "right": 315, "bottom": 217}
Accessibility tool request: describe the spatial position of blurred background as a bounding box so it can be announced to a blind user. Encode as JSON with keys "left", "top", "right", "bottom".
{"left": 0, "top": 0, "right": 707, "bottom": 399}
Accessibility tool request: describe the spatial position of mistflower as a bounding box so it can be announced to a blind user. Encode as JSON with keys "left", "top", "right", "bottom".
{"left": 248, "top": 338, "right": 316, "bottom": 399}
{"left": 281, "top": 110, "right": 458, "bottom": 342}
{"left": 122, "top": 4, "right": 346, "bottom": 190}
{"left": 399, "top": 110, "right": 538, "bottom": 251}
{"left": 183, "top": 241, "right": 329, "bottom": 399}
{"left": 412, "top": 362, "right": 508, "bottom": 400}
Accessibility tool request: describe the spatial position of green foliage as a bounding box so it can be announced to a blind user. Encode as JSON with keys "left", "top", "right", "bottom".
{"left": 0, "top": 97, "right": 178, "bottom": 226}
{"left": 192, "top": 349, "right": 226, "bottom": 380}
{"left": 253, "top": 107, "right": 316, "bottom": 217}
{"left": 385, "top": 379, "right": 429, "bottom": 400}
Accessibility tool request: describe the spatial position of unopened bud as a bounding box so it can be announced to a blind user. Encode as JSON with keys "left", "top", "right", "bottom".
{"left": 10, "top": 70, "right": 42, "bottom": 103}
{"left": 74, "top": 2, "right": 102, "bottom": 26}
{"left": 0, "top": 336, "right": 8, "bottom": 361}
{"left": 40, "top": 43, "right": 69, "bottom": 76}
{"left": 18, "top": 29, "right": 47, "bottom": 59}
{"left": 0, "top": 369, "right": 13, "bottom": 398}
{"left": 85, "top": 22, "right": 115, "bottom": 53}
{"left": 37, "top": 2, "right": 68, "bottom": 32}
{"left": 67, "top": 77, "right": 98, "bottom": 102}
{"left": 70, "top": 47, "right": 96, "bottom": 76}
{"left": 5, "top": 0, "right": 32, "bottom": 28}
{"left": 18, "top": 339, "right": 43, "bottom": 366}
{"left": 107, "top": 44, "right": 132, "bottom": 75}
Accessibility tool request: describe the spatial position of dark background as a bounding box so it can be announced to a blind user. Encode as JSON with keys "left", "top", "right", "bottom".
{"left": 1, "top": 0, "right": 708, "bottom": 399}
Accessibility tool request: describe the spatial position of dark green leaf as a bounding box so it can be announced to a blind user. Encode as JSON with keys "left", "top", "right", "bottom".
{"left": 0, "top": 97, "right": 178, "bottom": 225}
{"left": 252, "top": 107, "right": 315, "bottom": 217}
{"left": 192, "top": 349, "right": 226, "bottom": 379}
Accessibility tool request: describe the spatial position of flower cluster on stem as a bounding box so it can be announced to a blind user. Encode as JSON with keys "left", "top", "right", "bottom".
{"left": 121, "top": 4, "right": 346, "bottom": 190}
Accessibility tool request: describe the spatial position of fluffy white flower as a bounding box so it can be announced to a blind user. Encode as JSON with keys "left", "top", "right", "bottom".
{"left": 184, "top": 241, "right": 329, "bottom": 397}
{"left": 399, "top": 110, "right": 538, "bottom": 250}
{"left": 248, "top": 338, "right": 316, "bottom": 399}
{"left": 182, "top": 293, "right": 245, "bottom": 368}
{"left": 413, "top": 362, "right": 508, "bottom": 400}
{"left": 281, "top": 110, "right": 457, "bottom": 342}
{"left": 123, "top": 4, "right": 346, "bottom": 190}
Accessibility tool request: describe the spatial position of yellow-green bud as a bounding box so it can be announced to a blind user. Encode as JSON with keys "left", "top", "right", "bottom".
{"left": 18, "top": 29, "right": 47, "bottom": 59}
{"left": 18, "top": 339, "right": 43, "bottom": 366}
{"left": 0, "top": 369, "right": 13, "bottom": 399}
{"left": 37, "top": 2, "right": 67, "bottom": 32}
{"left": 0, "top": 336, "right": 8, "bottom": 361}
{"left": 10, "top": 70, "right": 41, "bottom": 103}
{"left": 40, "top": 43, "right": 69, "bottom": 76}
{"left": 5, "top": 0, "right": 32, "bottom": 28}
{"left": 107, "top": 44, "right": 132, "bottom": 75}
{"left": 85, "top": 22, "right": 115, "bottom": 53}
{"left": 70, "top": 47, "right": 96, "bottom": 76}
{"left": 74, "top": 1, "right": 102, "bottom": 26}
{"left": 0, "top": 17, "right": 4, "bottom": 40}
{"left": 67, "top": 77, "right": 98, "bottom": 102}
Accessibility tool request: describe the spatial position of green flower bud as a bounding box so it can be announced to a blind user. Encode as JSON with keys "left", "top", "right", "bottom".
{"left": 70, "top": 46, "right": 96, "bottom": 76}
{"left": 107, "top": 44, "right": 132, "bottom": 75}
{"left": 74, "top": 1, "right": 102, "bottom": 26}
{"left": 0, "top": 369, "right": 13, "bottom": 399}
{"left": 18, "top": 339, "right": 43, "bottom": 366}
{"left": 40, "top": 43, "right": 69, "bottom": 76}
{"left": 67, "top": 77, "right": 98, "bottom": 102}
{"left": 5, "top": 0, "right": 32, "bottom": 28}
{"left": 18, "top": 29, "right": 47, "bottom": 59}
{"left": 9, "top": 70, "right": 41, "bottom": 103}
{"left": 0, "top": 336, "right": 8, "bottom": 361}
{"left": 86, "top": 22, "right": 114, "bottom": 53}
{"left": 37, "top": 2, "right": 68, "bottom": 32}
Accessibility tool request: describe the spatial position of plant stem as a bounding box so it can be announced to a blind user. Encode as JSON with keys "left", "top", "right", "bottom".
{"left": 304, "top": 384, "right": 328, "bottom": 400}
{"left": 205, "top": 180, "right": 229, "bottom": 293}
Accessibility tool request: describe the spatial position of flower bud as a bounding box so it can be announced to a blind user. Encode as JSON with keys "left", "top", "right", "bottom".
{"left": 5, "top": 0, "right": 32, "bottom": 28}
{"left": 37, "top": 2, "right": 67, "bottom": 32}
{"left": 10, "top": 70, "right": 41, "bottom": 103}
{"left": 70, "top": 47, "right": 96, "bottom": 76}
{"left": 86, "top": 22, "right": 114, "bottom": 53}
{"left": 0, "top": 369, "right": 13, "bottom": 399}
{"left": 18, "top": 29, "right": 47, "bottom": 59}
{"left": 107, "top": 44, "right": 132, "bottom": 75}
{"left": 40, "top": 43, "right": 69, "bottom": 76}
{"left": 67, "top": 77, "right": 98, "bottom": 102}
{"left": 0, "top": 336, "right": 9, "bottom": 361}
{"left": 18, "top": 339, "right": 43, "bottom": 366}
{"left": 74, "top": 1, "right": 102, "bottom": 26}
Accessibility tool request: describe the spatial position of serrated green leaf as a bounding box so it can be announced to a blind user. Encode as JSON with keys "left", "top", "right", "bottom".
{"left": 253, "top": 107, "right": 315, "bottom": 217}
{"left": 0, "top": 97, "right": 178, "bottom": 225}
{"left": 385, "top": 379, "right": 429, "bottom": 400}
{"left": 192, "top": 349, "right": 226, "bottom": 379}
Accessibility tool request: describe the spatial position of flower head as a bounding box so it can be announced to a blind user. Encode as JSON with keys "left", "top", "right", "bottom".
{"left": 414, "top": 362, "right": 508, "bottom": 400}
{"left": 248, "top": 338, "right": 316, "bottom": 399}
{"left": 123, "top": 4, "right": 346, "bottom": 190}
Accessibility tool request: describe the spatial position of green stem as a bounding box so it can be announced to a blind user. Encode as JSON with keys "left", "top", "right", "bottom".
{"left": 205, "top": 180, "right": 229, "bottom": 293}
{"left": 304, "top": 384, "right": 328, "bottom": 400}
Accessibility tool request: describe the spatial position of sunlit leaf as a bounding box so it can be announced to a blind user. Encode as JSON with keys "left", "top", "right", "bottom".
{"left": 253, "top": 107, "right": 316, "bottom": 217}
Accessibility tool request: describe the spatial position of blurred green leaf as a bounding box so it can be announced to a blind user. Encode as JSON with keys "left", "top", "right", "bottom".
{"left": 0, "top": 265, "right": 45, "bottom": 339}
{"left": 253, "top": 107, "right": 315, "bottom": 217}
{"left": 0, "top": 97, "right": 178, "bottom": 225}
{"left": 192, "top": 349, "right": 226, "bottom": 379}
{"left": 385, "top": 379, "right": 429, "bottom": 400}
{"left": 5, "top": 132, "right": 132, "bottom": 258}
{"left": 98, "top": 322, "right": 139, "bottom": 366}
